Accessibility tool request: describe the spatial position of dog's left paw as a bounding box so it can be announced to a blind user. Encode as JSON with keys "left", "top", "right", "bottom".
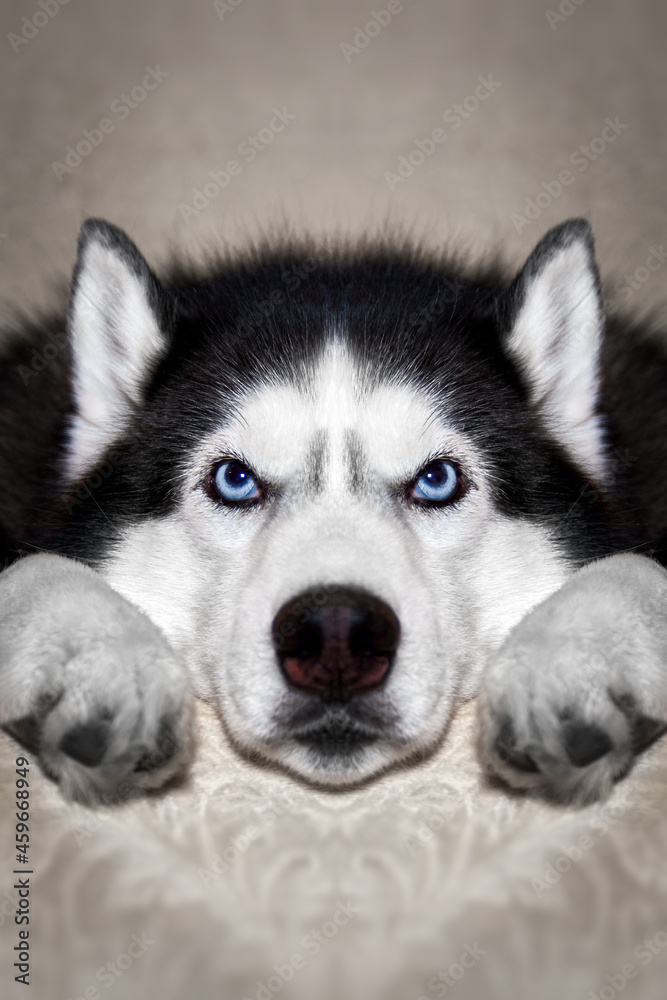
{"left": 478, "top": 553, "right": 667, "bottom": 804}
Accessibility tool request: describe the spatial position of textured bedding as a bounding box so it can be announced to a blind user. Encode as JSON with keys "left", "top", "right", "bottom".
{"left": 2, "top": 701, "right": 667, "bottom": 999}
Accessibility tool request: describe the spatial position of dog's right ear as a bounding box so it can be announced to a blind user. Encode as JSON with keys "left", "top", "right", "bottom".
{"left": 66, "top": 220, "right": 172, "bottom": 481}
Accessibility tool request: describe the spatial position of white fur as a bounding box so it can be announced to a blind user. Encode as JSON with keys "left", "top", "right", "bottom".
{"left": 4, "top": 236, "right": 665, "bottom": 801}
{"left": 101, "top": 344, "right": 570, "bottom": 785}
{"left": 506, "top": 237, "right": 607, "bottom": 481}
{"left": 2, "top": 338, "right": 666, "bottom": 801}
{"left": 67, "top": 236, "right": 166, "bottom": 480}
{"left": 0, "top": 553, "right": 193, "bottom": 802}
{"left": 479, "top": 553, "right": 667, "bottom": 803}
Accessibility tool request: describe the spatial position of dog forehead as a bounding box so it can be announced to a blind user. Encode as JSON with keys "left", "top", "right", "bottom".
{"left": 223, "top": 343, "right": 440, "bottom": 476}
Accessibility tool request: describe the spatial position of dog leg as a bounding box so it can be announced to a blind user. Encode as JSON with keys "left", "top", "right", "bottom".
{"left": 478, "top": 552, "right": 667, "bottom": 803}
{"left": 0, "top": 553, "right": 193, "bottom": 803}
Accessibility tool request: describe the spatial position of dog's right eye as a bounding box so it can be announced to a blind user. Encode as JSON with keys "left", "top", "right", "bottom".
{"left": 208, "top": 460, "right": 262, "bottom": 505}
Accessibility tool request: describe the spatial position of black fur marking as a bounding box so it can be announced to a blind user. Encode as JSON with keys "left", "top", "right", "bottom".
{"left": 500, "top": 218, "right": 601, "bottom": 339}
{"left": 495, "top": 717, "right": 539, "bottom": 773}
{"left": 133, "top": 716, "right": 179, "bottom": 773}
{"left": 293, "top": 711, "right": 378, "bottom": 759}
{"left": 561, "top": 720, "right": 613, "bottom": 768}
{"left": 345, "top": 430, "right": 365, "bottom": 494}
{"left": 3, "top": 714, "right": 42, "bottom": 756}
{"left": 307, "top": 430, "right": 327, "bottom": 495}
{"left": 3, "top": 689, "right": 65, "bottom": 754}
{"left": 630, "top": 716, "right": 667, "bottom": 753}
{"left": 1, "top": 219, "right": 667, "bottom": 574}
{"left": 609, "top": 690, "right": 667, "bottom": 752}
{"left": 59, "top": 720, "right": 111, "bottom": 767}
{"left": 74, "top": 219, "right": 175, "bottom": 334}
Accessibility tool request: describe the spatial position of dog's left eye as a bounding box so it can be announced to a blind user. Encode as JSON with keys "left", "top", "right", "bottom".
{"left": 211, "top": 460, "right": 262, "bottom": 504}
{"left": 410, "top": 460, "right": 461, "bottom": 505}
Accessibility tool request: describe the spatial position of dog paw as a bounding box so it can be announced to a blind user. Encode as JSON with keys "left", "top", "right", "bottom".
{"left": 478, "top": 554, "right": 667, "bottom": 804}
{"left": 0, "top": 554, "right": 194, "bottom": 803}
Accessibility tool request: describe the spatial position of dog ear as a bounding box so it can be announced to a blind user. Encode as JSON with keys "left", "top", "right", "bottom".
{"left": 502, "top": 219, "right": 607, "bottom": 482}
{"left": 66, "top": 219, "right": 171, "bottom": 480}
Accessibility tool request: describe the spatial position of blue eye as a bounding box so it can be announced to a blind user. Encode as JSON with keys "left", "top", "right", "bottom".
{"left": 212, "top": 460, "right": 261, "bottom": 504}
{"left": 411, "top": 460, "right": 461, "bottom": 504}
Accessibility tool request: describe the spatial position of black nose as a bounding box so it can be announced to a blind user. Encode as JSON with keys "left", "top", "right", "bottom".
{"left": 272, "top": 587, "right": 400, "bottom": 701}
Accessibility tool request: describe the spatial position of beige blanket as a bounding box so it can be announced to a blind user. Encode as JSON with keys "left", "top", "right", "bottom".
{"left": 2, "top": 1, "right": 667, "bottom": 996}
{"left": 2, "top": 702, "right": 667, "bottom": 1000}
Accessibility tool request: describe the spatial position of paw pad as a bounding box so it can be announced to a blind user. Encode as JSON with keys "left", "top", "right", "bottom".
{"left": 495, "top": 718, "right": 539, "bottom": 773}
{"left": 59, "top": 721, "right": 111, "bottom": 767}
{"left": 132, "top": 717, "right": 179, "bottom": 773}
{"left": 561, "top": 720, "right": 612, "bottom": 768}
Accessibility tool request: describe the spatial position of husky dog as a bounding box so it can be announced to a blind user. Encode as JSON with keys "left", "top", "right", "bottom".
{"left": 1, "top": 218, "right": 666, "bottom": 805}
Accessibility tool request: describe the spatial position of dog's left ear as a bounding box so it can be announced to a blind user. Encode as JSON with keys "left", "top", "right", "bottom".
{"left": 66, "top": 219, "right": 172, "bottom": 480}
{"left": 502, "top": 219, "right": 607, "bottom": 482}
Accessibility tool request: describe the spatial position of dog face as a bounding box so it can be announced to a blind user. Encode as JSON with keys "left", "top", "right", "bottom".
{"left": 60, "top": 219, "right": 613, "bottom": 783}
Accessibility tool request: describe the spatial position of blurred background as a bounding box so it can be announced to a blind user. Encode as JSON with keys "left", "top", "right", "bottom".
{"left": 1, "top": 0, "right": 666, "bottom": 314}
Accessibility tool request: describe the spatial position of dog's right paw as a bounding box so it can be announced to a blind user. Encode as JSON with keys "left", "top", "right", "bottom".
{"left": 0, "top": 554, "right": 194, "bottom": 803}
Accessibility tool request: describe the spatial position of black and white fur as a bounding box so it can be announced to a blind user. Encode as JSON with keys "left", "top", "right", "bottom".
{"left": 1, "top": 218, "right": 666, "bottom": 804}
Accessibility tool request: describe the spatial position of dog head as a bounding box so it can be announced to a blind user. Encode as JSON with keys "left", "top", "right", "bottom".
{"left": 60, "top": 218, "right": 612, "bottom": 783}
